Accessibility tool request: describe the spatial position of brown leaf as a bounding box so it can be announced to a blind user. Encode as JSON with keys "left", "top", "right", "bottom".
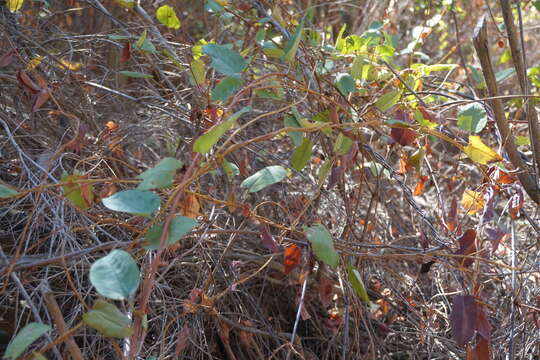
{"left": 260, "top": 224, "right": 279, "bottom": 253}
{"left": 0, "top": 49, "right": 17, "bottom": 67}
{"left": 467, "top": 336, "right": 490, "bottom": 360}
{"left": 455, "top": 229, "right": 477, "bottom": 268}
{"left": 318, "top": 277, "right": 334, "bottom": 308}
{"left": 391, "top": 127, "right": 417, "bottom": 146}
{"left": 181, "top": 193, "right": 201, "bottom": 219}
{"left": 342, "top": 141, "right": 358, "bottom": 169}
{"left": 32, "top": 88, "right": 51, "bottom": 112}
{"left": 327, "top": 166, "right": 342, "bottom": 190}
{"left": 450, "top": 295, "right": 477, "bottom": 347}
{"left": 17, "top": 71, "right": 41, "bottom": 93}
{"left": 476, "top": 303, "right": 491, "bottom": 340}
{"left": 120, "top": 41, "right": 131, "bottom": 63}
{"left": 283, "top": 244, "right": 301, "bottom": 275}
{"left": 175, "top": 324, "right": 190, "bottom": 356}
{"left": 485, "top": 227, "right": 509, "bottom": 254}
{"left": 64, "top": 124, "right": 89, "bottom": 153}
{"left": 239, "top": 320, "right": 254, "bottom": 348}
{"left": 446, "top": 197, "right": 458, "bottom": 232}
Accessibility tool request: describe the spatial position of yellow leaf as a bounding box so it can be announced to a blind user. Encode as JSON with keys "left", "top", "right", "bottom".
{"left": 215, "top": 0, "right": 228, "bottom": 5}
{"left": 7, "top": 0, "right": 24, "bottom": 12}
{"left": 461, "top": 190, "right": 484, "bottom": 215}
{"left": 463, "top": 136, "right": 503, "bottom": 164}
{"left": 26, "top": 56, "right": 43, "bottom": 71}
{"left": 57, "top": 59, "right": 82, "bottom": 71}
{"left": 114, "top": 0, "right": 136, "bottom": 8}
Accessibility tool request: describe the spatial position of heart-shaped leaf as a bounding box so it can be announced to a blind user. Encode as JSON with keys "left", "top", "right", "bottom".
{"left": 240, "top": 165, "right": 287, "bottom": 193}
{"left": 3, "top": 322, "right": 50, "bottom": 360}
{"left": 137, "top": 157, "right": 182, "bottom": 190}
{"left": 304, "top": 224, "right": 339, "bottom": 269}
{"left": 211, "top": 76, "right": 243, "bottom": 102}
{"left": 102, "top": 189, "right": 160, "bottom": 217}
{"left": 83, "top": 300, "right": 133, "bottom": 338}
{"left": 143, "top": 216, "right": 198, "bottom": 250}
{"left": 89, "top": 250, "right": 140, "bottom": 300}
{"left": 335, "top": 73, "right": 356, "bottom": 96}
{"left": 457, "top": 103, "right": 487, "bottom": 133}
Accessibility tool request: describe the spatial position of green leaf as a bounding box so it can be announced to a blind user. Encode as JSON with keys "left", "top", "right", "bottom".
{"left": 82, "top": 300, "right": 133, "bottom": 338}
{"left": 193, "top": 106, "right": 251, "bottom": 153}
{"left": 202, "top": 44, "right": 247, "bottom": 76}
{"left": 33, "top": 353, "right": 46, "bottom": 360}
{"left": 347, "top": 265, "right": 370, "bottom": 304}
{"left": 457, "top": 103, "right": 487, "bottom": 133}
{"left": 240, "top": 165, "right": 287, "bottom": 193}
{"left": 335, "top": 73, "right": 356, "bottom": 96}
{"left": 318, "top": 159, "right": 333, "bottom": 185}
{"left": 102, "top": 189, "right": 160, "bottom": 217}
{"left": 223, "top": 160, "right": 239, "bottom": 179}
{"left": 134, "top": 30, "right": 156, "bottom": 54}
{"left": 135, "top": 29, "right": 147, "bottom": 49}
{"left": 495, "top": 68, "right": 516, "bottom": 83}
{"left": 0, "top": 184, "right": 19, "bottom": 199}
{"left": 114, "top": 0, "right": 135, "bottom": 8}
{"left": 119, "top": 71, "right": 153, "bottom": 79}
{"left": 61, "top": 172, "right": 94, "bottom": 210}
{"left": 211, "top": 76, "right": 243, "bottom": 102}
{"left": 143, "top": 216, "right": 198, "bottom": 250}
{"left": 467, "top": 65, "right": 486, "bottom": 89}
{"left": 137, "top": 157, "right": 182, "bottom": 191}
{"left": 190, "top": 58, "right": 206, "bottom": 85}
{"left": 335, "top": 24, "right": 347, "bottom": 52}
{"left": 515, "top": 135, "right": 531, "bottom": 146}
{"left": 89, "top": 250, "right": 140, "bottom": 300}
{"left": 156, "top": 5, "right": 181, "bottom": 29}
{"left": 333, "top": 133, "right": 352, "bottom": 155}
{"left": 414, "top": 109, "right": 437, "bottom": 129}
{"left": 291, "top": 138, "right": 313, "bottom": 171}
{"left": 351, "top": 56, "right": 370, "bottom": 80}
{"left": 3, "top": 323, "right": 50, "bottom": 360}
{"left": 375, "top": 90, "right": 401, "bottom": 112}
{"left": 283, "top": 114, "right": 303, "bottom": 146}
{"left": 281, "top": 17, "right": 305, "bottom": 63}
{"left": 304, "top": 224, "right": 339, "bottom": 269}
{"left": 498, "top": 48, "right": 511, "bottom": 64}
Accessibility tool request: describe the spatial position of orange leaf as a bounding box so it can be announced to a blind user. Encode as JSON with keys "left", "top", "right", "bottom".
{"left": 462, "top": 190, "right": 485, "bottom": 215}
{"left": 181, "top": 194, "right": 201, "bottom": 219}
{"left": 283, "top": 244, "right": 301, "bottom": 274}
{"left": 414, "top": 175, "right": 429, "bottom": 196}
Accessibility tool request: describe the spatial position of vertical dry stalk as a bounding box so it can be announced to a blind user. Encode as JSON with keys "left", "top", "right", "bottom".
{"left": 499, "top": 0, "right": 540, "bottom": 186}
{"left": 472, "top": 15, "right": 540, "bottom": 203}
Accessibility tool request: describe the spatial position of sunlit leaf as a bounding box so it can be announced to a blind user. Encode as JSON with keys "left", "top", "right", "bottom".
{"left": 291, "top": 138, "right": 313, "bottom": 171}
{"left": 461, "top": 190, "right": 484, "bottom": 215}
{"left": 7, "top": 0, "right": 24, "bottom": 12}
{"left": 190, "top": 58, "right": 206, "bottom": 85}
{"left": 202, "top": 44, "right": 246, "bottom": 76}
{"left": 193, "top": 106, "right": 251, "bottom": 153}
{"left": 83, "top": 300, "right": 133, "bottom": 338}
{"left": 143, "top": 216, "right": 198, "bottom": 250}
{"left": 463, "top": 136, "right": 503, "bottom": 164}
{"left": 0, "top": 184, "right": 19, "bottom": 199}
{"left": 137, "top": 157, "right": 183, "bottom": 190}
{"left": 156, "top": 5, "right": 181, "bottom": 29}
{"left": 89, "top": 250, "right": 140, "bottom": 300}
{"left": 240, "top": 165, "right": 287, "bottom": 193}
{"left": 102, "top": 189, "right": 160, "bottom": 217}
{"left": 375, "top": 90, "right": 401, "bottom": 112}
{"left": 304, "top": 224, "right": 339, "bottom": 269}
{"left": 457, "top": 103, "right": 487, "bottom": 133}
{"left": 3, "top": 323, "right": 50, "bottom": 360}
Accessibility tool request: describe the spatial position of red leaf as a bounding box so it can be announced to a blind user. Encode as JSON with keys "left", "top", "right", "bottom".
{"left": 450, "top": 295, "right": 477, "bottom": 347}
{"left": 391, "top": 127, "right": 417, "bottom": 146}
{"left": 455, "top": 229, "right": 477, "bottom": 267}
{"left": 413, "top": 175, "right": 429, "bottom": 196}
{"left": 0, "top": 49, "right": 17, "bottom": 67}
{"left": 508, "top": 187, "right": 524, "bottom": 219}
{"left": 476, "top": 303, "right": 491, "bottom": 340}
{"left": 260, "top": 224, "right": 279, "bottom": 253}
{"left": 120, "top": 41, "right": 131, "bottom": 63}
{"left": 175, "top": 324, "right": 190, "bottom": 356}
{"left": 283, "top": 244, "right": 301, "bottom": 274}
{"left": 342, "top": 141, "right": 358, "bottom": 169}
{"left": 467, "top": 336, "right": 490, "bottom": 360}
